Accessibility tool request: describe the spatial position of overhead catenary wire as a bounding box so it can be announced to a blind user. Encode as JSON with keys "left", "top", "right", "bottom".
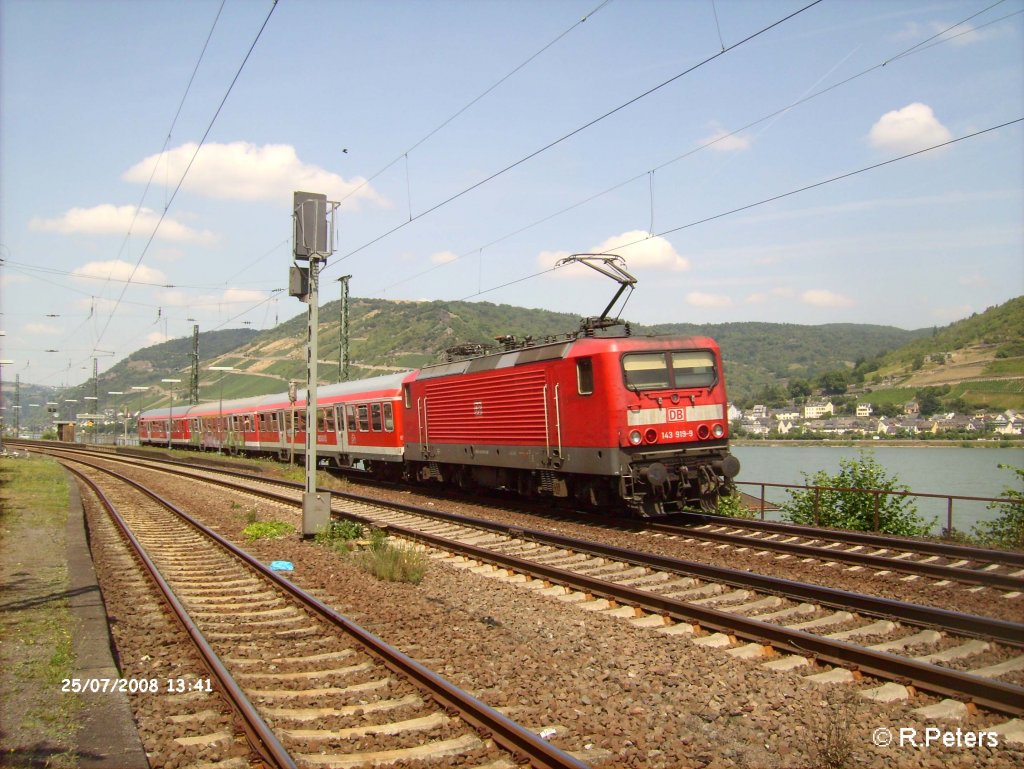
{"left": 329, "top": 0, "right": 825, "bottom": 270}
{"left": 91, "top": 0, "right": 279, "bottom": 356}
{"left": 335, "top": 0, "right": 615, "bottom": 209}
{"left": 370, "top": 0, "right": 1021, "bottom": 297}
{"left": 91, "top": 0, "right": 227, "bottom": 304}
{"left": 454, "top": 117, "right": 1024, "bottom": 302}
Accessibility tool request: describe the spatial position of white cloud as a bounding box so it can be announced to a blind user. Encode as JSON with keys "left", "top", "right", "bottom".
{"left": 155, "top": 287, "right": 271, "bottom": 309}
{"left": 431, "top": 251, "right": 459, "bottom": 264}
{"left": 801, "top": 289, "right": 854, "bottom": 308}
{"left": 543, "top": 231, "right": 689, "bottom": 275}
{"left": 122, "top": 142, "right": 389, "bottom": 209}
{"left": 700, "top": 126, "right": 752, "bottom": 152}
{"left": 222, "top": 288, "right": 269, "bottom": 305}
{"left": 72, "top": 259, "right": 168, "bottom": 286}
{"left": 30, "top": 204, "right": 217, "bottom": 244}
{"left": 868, "top": 103, "right": 951, "bottom": 154}
{"left": 146, "top": 332, "right": 170, "bottom": 345}
{"left": 687, "top": 292, "right": 733, "bottom": 308}
{"left": 24, "top": 322, "right": 62, "bottom": 335}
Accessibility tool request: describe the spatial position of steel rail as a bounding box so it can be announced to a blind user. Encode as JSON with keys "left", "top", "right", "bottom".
{"left": 62, "top": 464, "right": 297, "bottom": 769}
{"left": 59, "top": 454, "right": 587, "bottom": 769}
{"left": 647, "top": 519, "right": 1023, "bottom": 590}
{"left": 16, "top": 440, "right": 1023, "bottom": 578}
{"left": 660, "top": 509, "right": 1024, "bottom": 568}
{"left": 336, "top": 492, "right": 1023, "bottom": 646}
{"left": 39, "top": 443, "right": 1020, "bottom": 645}
{"left": 50, "top": 448, "right": 1024, "bottom": 716}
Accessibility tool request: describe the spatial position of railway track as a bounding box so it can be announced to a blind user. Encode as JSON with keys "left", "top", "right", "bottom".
{"left": 15, "top": 440, "right": 1022, "bottom": 594}
{"left": 31, "top": 443, "right": 1024, "bottom": 725}
{"left": 58, "top": 454, "right": 585, "bottom": 769}
{"left": 646, "top": 512, "right": 1024, "bottom": 592}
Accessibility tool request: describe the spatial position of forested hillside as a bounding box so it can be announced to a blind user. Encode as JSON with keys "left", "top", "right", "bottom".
{"left": 13, "top": 296, "right": 1021, "bottom": 432}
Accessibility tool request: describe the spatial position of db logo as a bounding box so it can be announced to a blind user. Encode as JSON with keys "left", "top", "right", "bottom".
{"left": 473, "top": 401, "right": 484, "bottom": 417}
{"left": 667, "top": 407, "right": 686, "bottom": 422}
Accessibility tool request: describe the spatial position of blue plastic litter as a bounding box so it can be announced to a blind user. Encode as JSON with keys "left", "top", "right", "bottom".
{"left": 270, "top": 560, "right": 294, "bottom": 572}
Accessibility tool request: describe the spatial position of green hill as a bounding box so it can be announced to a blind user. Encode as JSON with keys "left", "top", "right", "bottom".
{"left": 9, "top": 296, "right": 1021, "bottom": 434}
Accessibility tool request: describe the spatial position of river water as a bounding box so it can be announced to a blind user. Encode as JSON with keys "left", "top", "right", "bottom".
{"left": 731, "top": 445, "right": 1023, "bottom": 534}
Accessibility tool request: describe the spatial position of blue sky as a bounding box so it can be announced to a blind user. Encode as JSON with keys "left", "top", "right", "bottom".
{"left": 1, "top": 0, "right": 1022, "bottom": 388}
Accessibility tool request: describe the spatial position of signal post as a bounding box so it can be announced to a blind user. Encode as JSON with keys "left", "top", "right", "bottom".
{"left": 290, "top": 191, "right": 338, "bottom": 538}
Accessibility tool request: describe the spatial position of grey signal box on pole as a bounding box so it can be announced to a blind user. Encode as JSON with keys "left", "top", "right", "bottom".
{"left": 293, "top": 191, "right": 329, "bottom": 260}
{"left": 291, "top": 190, "right": 338, "bottom": 539}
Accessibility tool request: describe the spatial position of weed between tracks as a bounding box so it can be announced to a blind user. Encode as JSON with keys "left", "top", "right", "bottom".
{"left": 316, "top": 519, "right": 427, "bottom": 584}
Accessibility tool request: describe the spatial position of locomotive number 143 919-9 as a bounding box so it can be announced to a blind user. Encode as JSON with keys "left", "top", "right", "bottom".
{"left": 662, "top": 429, "right": 695, "bottom": 441}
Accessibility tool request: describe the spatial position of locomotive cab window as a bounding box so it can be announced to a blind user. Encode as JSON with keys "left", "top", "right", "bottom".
{"left": 622, "top": 350, "right": 716, "bottom": 390}
{"left": 672, "top": 351, "right": 716, "bottom": 388}
{"left": 622, "top": 353, "right": 671, "bottom": 389}
{"left": 576, "top": 358, "right": 594, "bottom": 395}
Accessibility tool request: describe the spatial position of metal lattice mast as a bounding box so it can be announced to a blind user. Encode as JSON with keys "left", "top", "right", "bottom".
{"left": 190, "top": 324, "right": 200, "bottom": 404}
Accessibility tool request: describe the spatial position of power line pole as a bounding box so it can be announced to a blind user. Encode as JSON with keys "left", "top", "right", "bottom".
{"left": 190, "top": 324, "right": 200, "bottom": 404}
{"left": 337, "top": 275, "right": 351, "bottom": 381}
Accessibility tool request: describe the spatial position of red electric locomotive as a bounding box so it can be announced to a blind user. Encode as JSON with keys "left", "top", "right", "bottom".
{"left": 402, "top": 330, "right": 738, "bottom": 514}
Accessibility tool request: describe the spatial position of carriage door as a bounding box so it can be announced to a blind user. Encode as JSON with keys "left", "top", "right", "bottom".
{"left": 335, "top": 405, "right": 349, "bottom": 455}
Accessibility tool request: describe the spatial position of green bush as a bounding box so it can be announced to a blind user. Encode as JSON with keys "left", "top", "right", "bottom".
{"left": 315, "top": 519, "right": 363, "bottom": 543}
{"left": 972, "top": 464, "right": 1024, "bottom": 550}
{"left": 781, "top": 450, "right": 934, "bottom": 536}
{"left": 715, "top": 491, "right": 757, "bottom": 520}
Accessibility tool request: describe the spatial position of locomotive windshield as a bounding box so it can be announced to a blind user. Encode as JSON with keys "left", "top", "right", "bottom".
{"left": 622, "top": 350, "right": 716, "bottom": 390}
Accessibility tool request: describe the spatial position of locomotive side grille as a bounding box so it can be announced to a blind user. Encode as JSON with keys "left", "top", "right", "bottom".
{"left": 424, "top": 369, "right": 548, "bottom": 444}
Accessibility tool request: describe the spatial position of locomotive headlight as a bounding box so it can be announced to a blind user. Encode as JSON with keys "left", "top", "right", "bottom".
{"left": 712, "top": 423, "right": 725, "bottom": 438}
{"left": 629, "top": 430, "right": 643, "bottom": 446}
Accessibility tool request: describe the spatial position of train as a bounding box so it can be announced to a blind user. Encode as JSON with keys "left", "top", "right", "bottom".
{"left": 138, "top": 329, "right": 740, "bottom": 515}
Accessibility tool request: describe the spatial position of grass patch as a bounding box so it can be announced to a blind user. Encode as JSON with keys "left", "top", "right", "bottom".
{"left": 353, "top": 543, "right": 428, "bottom": 584}
{"left": 317, "top": 523, "right": 428, "bottom": 584}
{"left": 0, "top": 456, "right": 80, "bottom": 763}
{"left": 242, "top": 520, "right": 295, "bottom": 540}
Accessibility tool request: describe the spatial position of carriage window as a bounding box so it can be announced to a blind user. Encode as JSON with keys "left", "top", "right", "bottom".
{"left": 357, "top": 404, "right": 369, "bottom": 432}
{"left": 295, "top": 411, "right": 306, "bottom": 432}
{"left": 383, "top": 403, "right": 394, "bottom": 432}
{"left": 370, "top": 403, "right": 382, "bottom": 431}
{"left": 403, "top": 384, "right": 412, "bottom": 409}
{"left": 346, "top": 405, "right": 357, "bottom": 432}
{"left": 671, "top": 351, "right": 716, "bottom": 388}
{"left": 622, "top": 353, "right": 671, "bottom": 390}
{"left": 269, "top": 413, "right": 279, "bottom": 432}
{"left": 577, "top": 358, "right": 594, "bottom": 395}
{"left": 335, "top": 406, "right": 345, "bottom": 432}
{"left": 317, "top": 407, "right": 336, "bottom": 432}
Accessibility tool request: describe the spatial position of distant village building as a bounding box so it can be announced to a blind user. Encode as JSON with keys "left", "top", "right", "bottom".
{"left": 856, "top": 403, "right": 873, "bottom": 417}
{"left": 803, "top": 401, "right": 834, "bottom": 419}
